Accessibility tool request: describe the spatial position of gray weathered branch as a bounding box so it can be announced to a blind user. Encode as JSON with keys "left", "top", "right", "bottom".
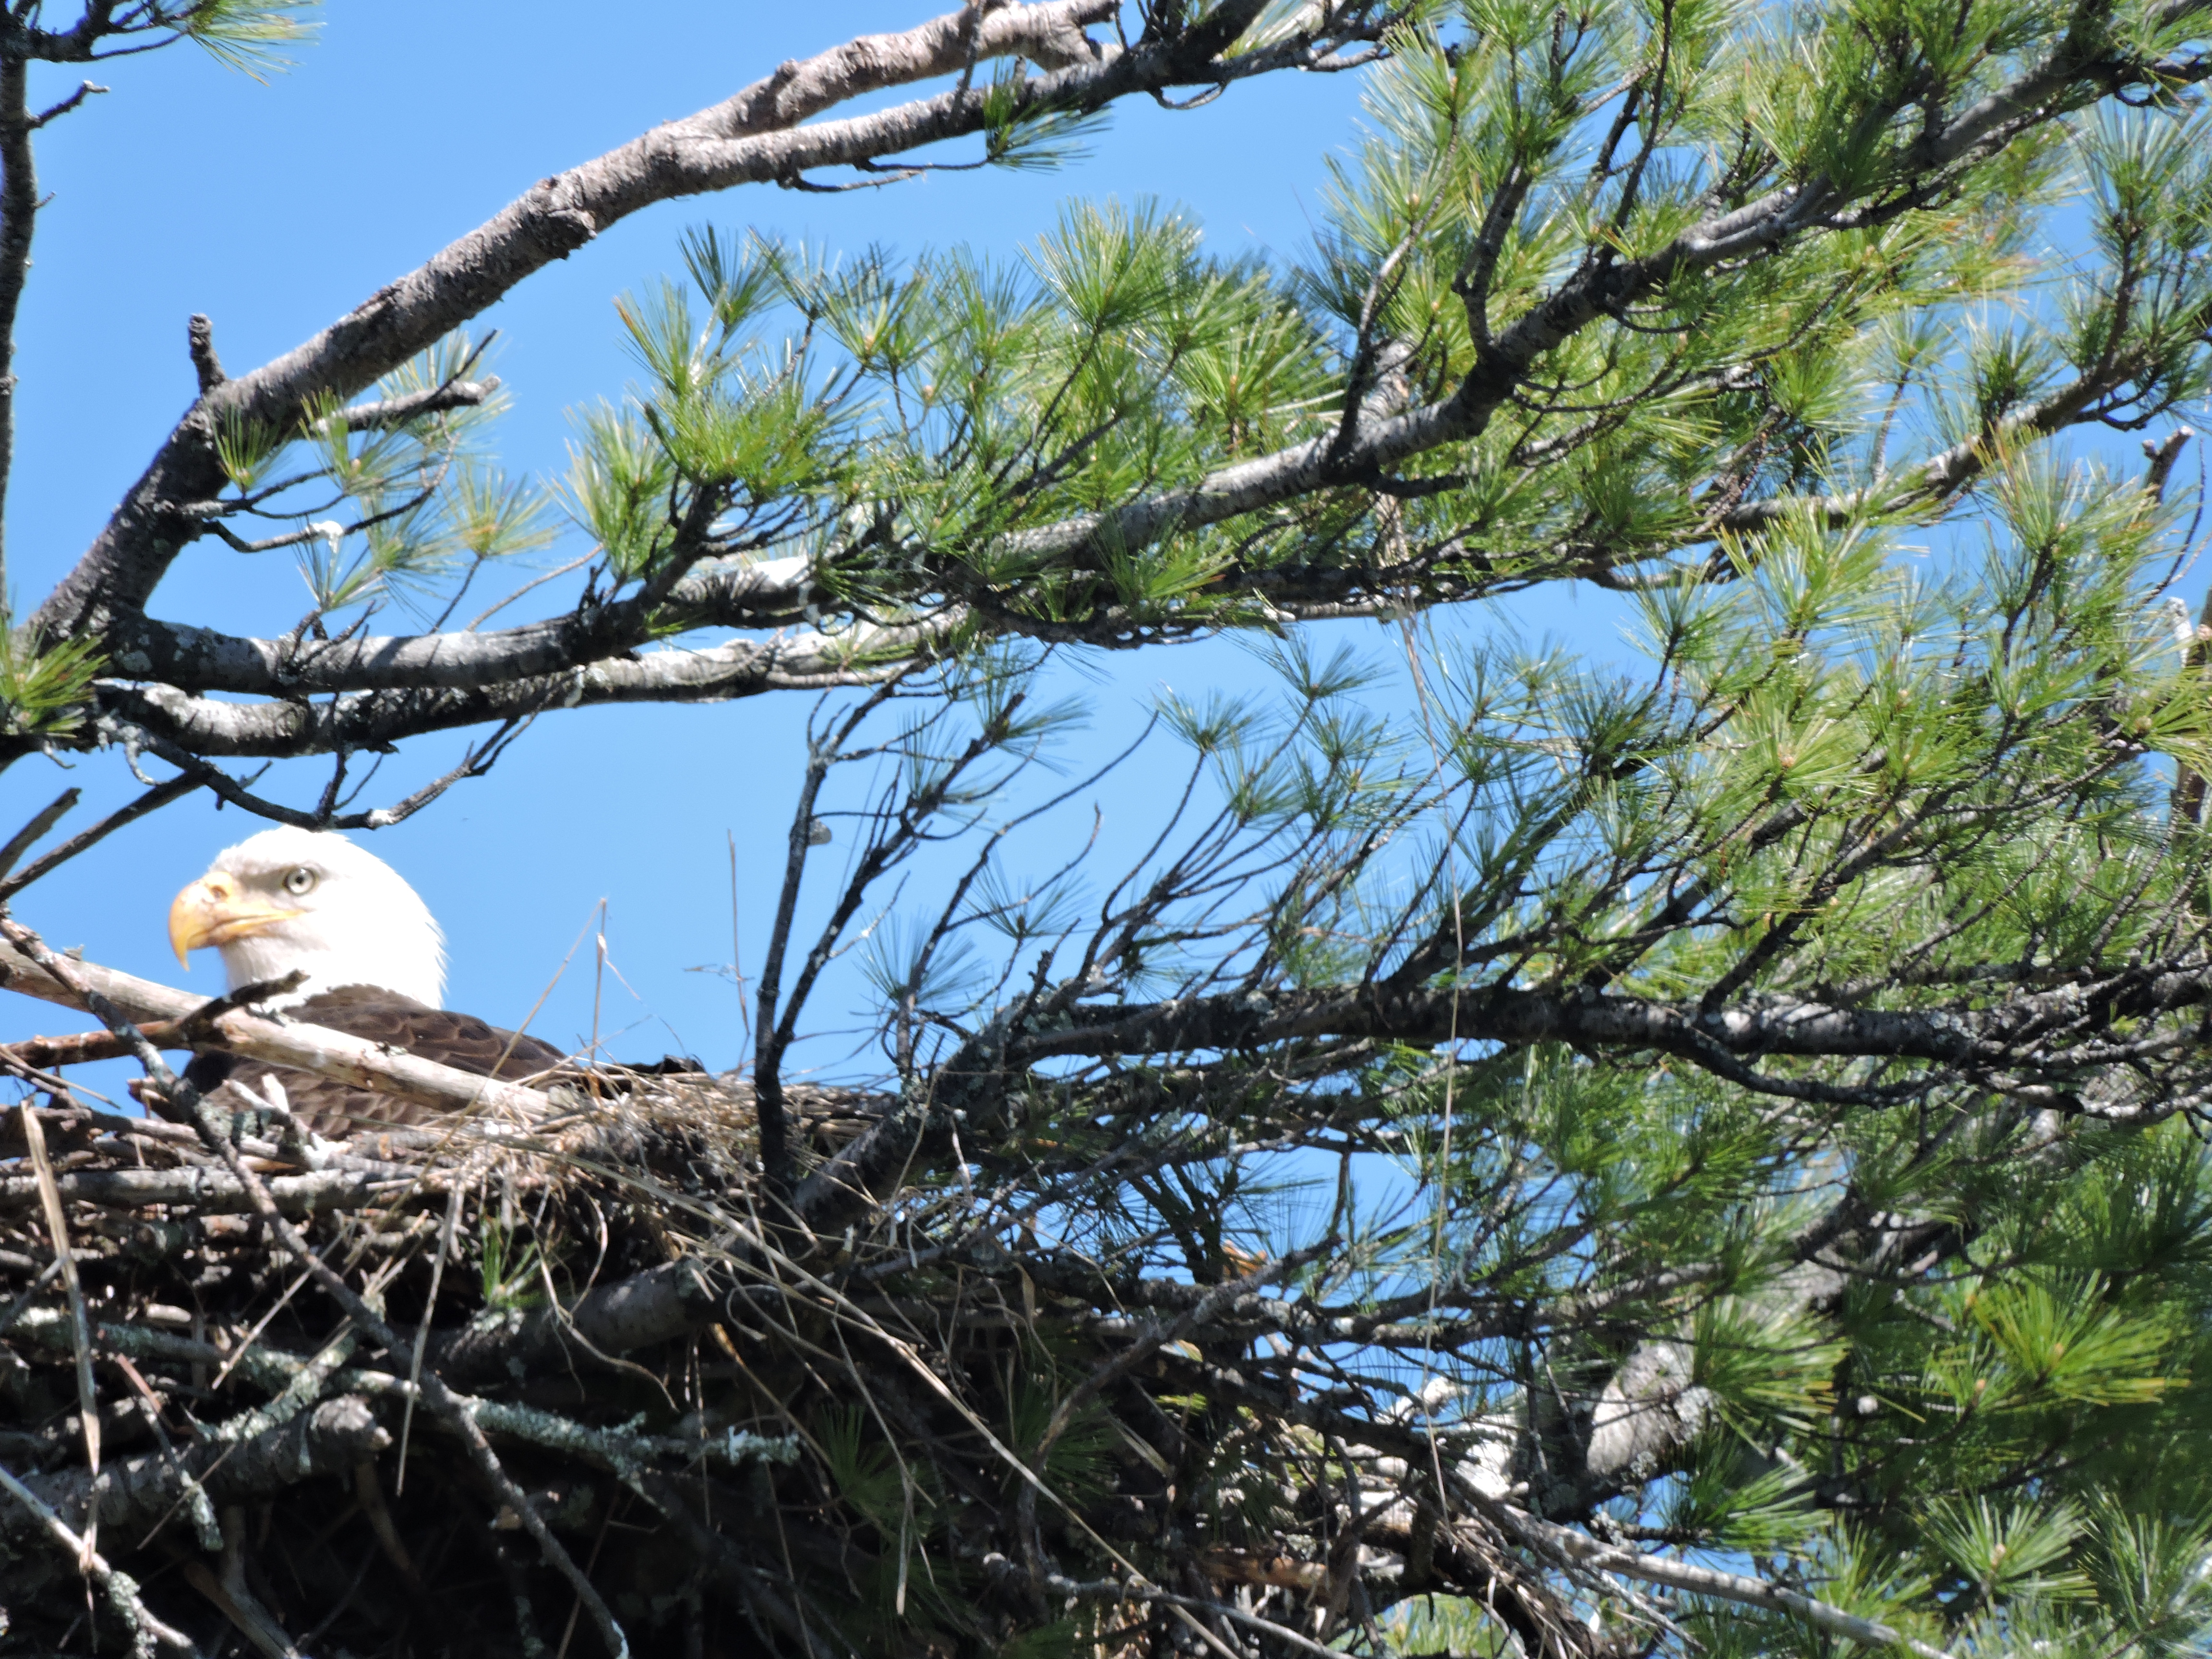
{"left": 96, "top": 610, "right": 959, "bottom": 757}
{"left": 1005, "top": 971, "right": 2212, "bottom": 1107}
{"left": 0, "top": 938, "right": 560, "bottom": 1120}
{"left": 0, "top": 1163, "right": 406, "bottom": 1214}
{"left": 0, "top": 52, "right": 37, "bottom": 600}
{"left": 102, "top": 557, "right": 825, "bottom": 694}
{"left": 0, "top": 1395, "right": 388, "bottom": 1545}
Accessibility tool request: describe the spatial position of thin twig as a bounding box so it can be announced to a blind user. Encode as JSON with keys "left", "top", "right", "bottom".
{"left": 0, "top": 786, "right": 78, "bottom": 878}
{"left": 395, "top": 1179, "right": 466, "bottom": 1491}
{"left": 0, "top": 771, "right": 199, "bottom": 902}
{"left": 21, "top": 1103, "right": 102, "bottom": 1566}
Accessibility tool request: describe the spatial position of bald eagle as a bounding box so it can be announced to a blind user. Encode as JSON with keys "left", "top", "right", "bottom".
{"left": 168, "top": 826, "right": 565, "bottom": 1136}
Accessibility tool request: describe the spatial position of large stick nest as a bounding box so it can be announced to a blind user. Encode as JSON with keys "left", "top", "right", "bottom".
{"left": 0, "top": 999, "right": 1575, "bottom": 1659}
{"left": 0, "top": 1073, "right": 903, "bottom": 1659}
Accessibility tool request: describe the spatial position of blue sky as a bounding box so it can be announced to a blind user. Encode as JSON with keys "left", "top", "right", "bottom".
{"left": 0, "top": 1, "right": 1637, "bottom": 1087}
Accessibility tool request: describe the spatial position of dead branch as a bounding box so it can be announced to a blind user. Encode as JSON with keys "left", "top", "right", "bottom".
{"left": 0, "top": 936, "right": 562, "bottom": 1121}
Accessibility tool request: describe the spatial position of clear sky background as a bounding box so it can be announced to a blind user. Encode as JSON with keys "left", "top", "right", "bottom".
{"left": 2, "top": 2, "right": 1640, "bottom": 1088}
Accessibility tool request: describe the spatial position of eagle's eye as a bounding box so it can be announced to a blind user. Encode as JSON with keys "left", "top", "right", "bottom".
{"left": 283, "top": 866, "right": 319, "bottom": 897}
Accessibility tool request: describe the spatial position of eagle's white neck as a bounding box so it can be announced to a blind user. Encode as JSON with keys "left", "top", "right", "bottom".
{"left": 217, "top": 926, "right": 445, "bottom": 1009}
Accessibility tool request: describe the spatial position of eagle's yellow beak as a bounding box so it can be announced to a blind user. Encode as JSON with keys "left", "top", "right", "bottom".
{"left": 167, "top": 873, "right": 304, "bottom": 968}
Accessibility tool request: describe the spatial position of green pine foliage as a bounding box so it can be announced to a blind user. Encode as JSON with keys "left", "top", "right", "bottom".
{"left": 0, "top": 618, "right": 99, "bottom": 746}
{"left": 174, "top": 0, "right": 318, "bottom": 78}
{"left": 187, "top": 0, "right": 2212, "bottom": 683}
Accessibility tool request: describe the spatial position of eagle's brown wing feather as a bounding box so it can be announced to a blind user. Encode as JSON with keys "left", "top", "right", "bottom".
{"left": 184, "top": 985, "right": 569, "bottom": 1137}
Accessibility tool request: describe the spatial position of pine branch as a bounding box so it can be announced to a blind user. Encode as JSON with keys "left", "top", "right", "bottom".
{"left": 25, "top": 0, "right": 1320, "bottom": 648}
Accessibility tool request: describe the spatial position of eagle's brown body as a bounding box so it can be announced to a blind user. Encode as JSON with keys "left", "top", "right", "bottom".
{"left": 184, "top": 984, "right": 567, "bottom": 1136}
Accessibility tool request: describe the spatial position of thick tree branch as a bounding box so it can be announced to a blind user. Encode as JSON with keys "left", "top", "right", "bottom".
{"left": 95, "top": 611, "right": 959, "bottom": 757}
{"left": 105, "top": 556, "right": 825, "bottom": 694}
{"left": 778, "top": 961, "right": 2210, "bottom": 1241}
{"left": 0, "top": 1163, "right": 419, "bottom": 1215}
{"left": 0, "top": 52, "right": 35, "bottom": 600}
{"left": 1008, "top": 973, "right": 2212, "bottom": 1106}
{"left": 87, "top": 328, "right": 2180, "bottom": 718}
{"left": 95, "top": 544, "right": 1599, "bottom": 700}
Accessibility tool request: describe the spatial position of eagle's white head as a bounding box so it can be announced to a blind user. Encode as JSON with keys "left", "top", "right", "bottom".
{"left": 168, "top": 826, "right": 446, "bottom": 1008}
